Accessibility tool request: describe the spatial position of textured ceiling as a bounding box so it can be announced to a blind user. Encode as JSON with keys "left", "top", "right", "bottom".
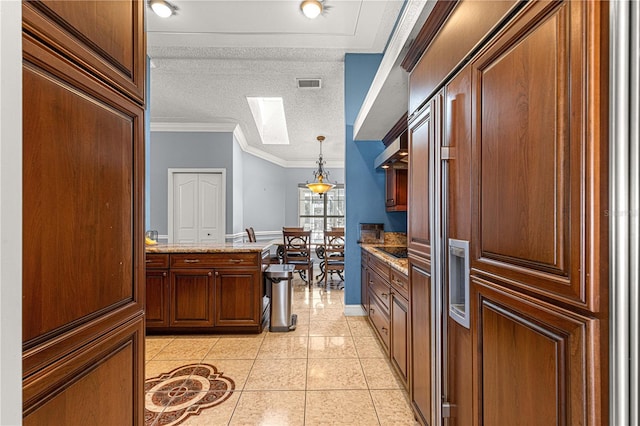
{"left": 147, "top": 0, "right": 406, "bottom": 166}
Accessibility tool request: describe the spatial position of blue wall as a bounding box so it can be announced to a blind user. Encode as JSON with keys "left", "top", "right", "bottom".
{"left": 344, "top": 53, "right": 407, "bottom": 306}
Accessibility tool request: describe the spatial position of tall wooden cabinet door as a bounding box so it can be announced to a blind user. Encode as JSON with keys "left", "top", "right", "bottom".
{"left": 408, "top": 93, "right": 440, "bottom": 258}
{"left": 22, "top": 0, "right": 145, "bottom": 101}
{"left": 409, "top": 257, "right": 433, "bottom": 425}
{"left": 442, "top": 65, "right": 473, "bottom": 426}
{"left": 170, "top": 269, "right": 215, "bottom": 327}
{"left": 22, "top": 28, "right": 145, "bottom": 425}
{"left": 473, "top": 278, "right": 600, "bottom": 425}
{"left": 361, "top": 252, "right": 369, "bottom": 313}
{"left": 145, "top": 270, "right": 170, "bottom": 328}
{"left": 390, "top": 292, "right": 409, "bottom": 387}
{"left": 215, "top": 269, "right": 261, "bottom": 328}
{"left": 470, "top": 0, "right": 609, "bottom": 312}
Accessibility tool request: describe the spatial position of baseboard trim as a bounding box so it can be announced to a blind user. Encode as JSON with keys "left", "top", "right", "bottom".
{"left": 344, "top": 305, "right": 367, "bottom": 316}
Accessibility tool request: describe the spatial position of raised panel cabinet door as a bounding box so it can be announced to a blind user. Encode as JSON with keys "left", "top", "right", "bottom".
{"left": 409, "top": 258, "right": 432, "bottom": 425}
{"left": 214, "top": 269, "right": 260, "bottom": 328}
{"left": 361, "top": 257, "right": 369, "bottom": 313}
{"left": 471, "top": 0, "right": 608, "bottom": 311}
{"left": 390, "top": 292, "right": 409, "bottom": 387}
{"left": 24, "top": 316, "right": 145, "bottom": 425}
{"left": 145, "top": 270, "right": 170, "bottom": 328}
{"left": 22, "top": 0, "right": 145, "bottom": 101}
{"left": 170, "top": 269, "right": 215, "bottom": 327}
{"left": 472, "top": 277, "right": 603, "bottom": 425}
{"left": 408, "top": 93, "right": 440, "bottom": 258}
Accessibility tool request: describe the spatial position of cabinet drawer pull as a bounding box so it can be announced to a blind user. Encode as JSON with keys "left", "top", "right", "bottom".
{"left": 369, "top": 280, "right": 374, "bottom": 285}
{"left": 369, "top": 308, "right": 375, "bottom": 314}
{"left": 183, "top": 259, "right": 200, "bottom": 263}
{"left": 228, "top": 259, "right": 244, "bottom": 263}
{"left": 145, "top": 259, "right": 153, "bottom": 263}
{"left": 381, "top": 292, "right": 388, "bottom": 298}
{"left": 382, "top": 327, "right": 388, "bottom": 334}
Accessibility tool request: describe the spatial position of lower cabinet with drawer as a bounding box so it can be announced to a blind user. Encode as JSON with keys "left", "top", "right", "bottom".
{"left": 363, "top": 249, "right": 410, "bottom": 388}
{"left": 145, "top": 251, "right": 267, "bottom": 333}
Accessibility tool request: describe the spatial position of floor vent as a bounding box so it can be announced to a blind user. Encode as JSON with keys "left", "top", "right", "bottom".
{"left": 296, "top": 78, "right": 322, "bottom": 89}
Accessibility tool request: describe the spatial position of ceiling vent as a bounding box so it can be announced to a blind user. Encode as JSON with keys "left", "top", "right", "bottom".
{"left": 296, "top": 78, "right": 322, "bottom": 89}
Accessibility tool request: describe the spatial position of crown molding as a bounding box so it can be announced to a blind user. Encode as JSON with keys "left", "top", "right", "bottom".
{"left": 150, "top": 121, "right": 344, "bottom": 169}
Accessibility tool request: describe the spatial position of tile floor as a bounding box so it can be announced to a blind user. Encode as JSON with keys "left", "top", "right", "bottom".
{"left": 145, "top": 277, "right": 418, "bottom": 425}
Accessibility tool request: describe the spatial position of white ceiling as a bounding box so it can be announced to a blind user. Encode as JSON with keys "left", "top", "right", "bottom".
{"left": 146, "top": 0, "right": 413, "bottom": 166}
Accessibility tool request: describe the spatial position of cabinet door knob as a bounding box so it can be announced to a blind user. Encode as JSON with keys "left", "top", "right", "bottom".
{"left": 382, "top": 327, "right": 388, "bottom": 335}
{"left": 162, "top": 272, "right": 167, "bottom": 277}
{"left": 215, "top": 271, "right": 219, "bottom": 277}
{"left": 381, "top": 292, "right": 388, "bottom": 298}
{"left": 208, "top": 271, "right": 213, "bottom": 277}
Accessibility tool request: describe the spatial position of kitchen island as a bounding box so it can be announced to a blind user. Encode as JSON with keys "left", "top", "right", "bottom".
{"left": 145, "top": 241, "right": 276, "bottom": 334}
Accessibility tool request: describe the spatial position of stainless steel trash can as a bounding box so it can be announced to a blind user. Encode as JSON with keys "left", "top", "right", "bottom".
{"left": 265, "top": 264, "right": 297, "bottom": 332}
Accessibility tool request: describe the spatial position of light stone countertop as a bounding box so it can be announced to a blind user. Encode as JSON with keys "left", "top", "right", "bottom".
{"left": 361, "top": 244, "right": 408, "bottom": 276}
{"left": 145, "top": 241, "right": 275, "bottom": 254}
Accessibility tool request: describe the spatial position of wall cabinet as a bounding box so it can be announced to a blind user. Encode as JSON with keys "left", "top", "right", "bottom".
{"left": 362, "top": 249, "right": 410, "bottom": 389}
{"left": 146, "top": 251, "right": 268, "bottom": 333}
{"left": 385, "top": 168, "right": 408, "bottom": 212}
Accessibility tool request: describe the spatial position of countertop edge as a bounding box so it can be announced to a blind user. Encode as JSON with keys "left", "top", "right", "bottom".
{"left": 360, "top": 244, "right": 408, "bottom": 276}
{"left": 145, "top": 241, "right": 276, "bottom": 254}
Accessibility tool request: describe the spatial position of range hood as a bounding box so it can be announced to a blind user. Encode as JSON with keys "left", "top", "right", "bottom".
{"left": 374, "top": 134, "right": 408, "bottom": 169}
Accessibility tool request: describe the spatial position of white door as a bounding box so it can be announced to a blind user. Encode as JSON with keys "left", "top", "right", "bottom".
{"left": 172, "top": 172, "right": 224, "bottom": 243}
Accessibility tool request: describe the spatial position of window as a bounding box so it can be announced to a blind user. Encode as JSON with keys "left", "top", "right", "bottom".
{"left": 298, "top": 185, "right": 345, "bottom": 244}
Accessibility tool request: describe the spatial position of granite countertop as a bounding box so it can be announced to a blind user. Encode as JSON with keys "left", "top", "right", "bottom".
{"left": 361, "top": 244, "right": 408, "bottom": 276}
{"left": 145, "top": 241, "right": 276, "bottom": 254}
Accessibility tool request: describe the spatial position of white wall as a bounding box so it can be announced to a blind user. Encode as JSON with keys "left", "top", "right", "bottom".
{"left": 0, "top": 1, "right": 23, "bottom": 423}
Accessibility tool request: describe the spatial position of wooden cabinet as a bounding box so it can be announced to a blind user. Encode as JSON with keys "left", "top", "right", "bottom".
{"left": 408, "top": 94, "right": 439, "bottom": 258}
{"left": 171, "top": 269, "right": 215, "bottom": 327}
{"left": 390, "top": 291, "right": 409, "bottom": 385}
{"left": 362, "top": 248, "right": 410, "bottom": 390}
{"left": 145, "top": 254, "right": 170, "bottom": 328}
{"left": 22, "top": 0, "right": 145, "bottom": 423}
{"left": 385, "top": 168, "right": 408, "bottom": 211}
{"left": 215, "top": 268, "right": 262, "bottom": 328}
{"left": 409, "top": 256, "right": 432, "bottom": 426}
{"left": 361, "top": 250, "right": 369, "bottom": 312}
{"left": 145, "top": 251, "right": 267, "bottom": 333}
{"left": 404, "top": 0, "right": 609, "bottom": 424}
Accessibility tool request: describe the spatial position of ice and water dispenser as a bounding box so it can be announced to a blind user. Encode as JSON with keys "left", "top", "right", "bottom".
{"left": 448, "top": 238, "right": 470, "bottom": 329}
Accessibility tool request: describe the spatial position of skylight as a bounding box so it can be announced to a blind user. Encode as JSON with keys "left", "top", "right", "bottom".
{"left": 246, "top": 97, "right": 290, "bottom": 145}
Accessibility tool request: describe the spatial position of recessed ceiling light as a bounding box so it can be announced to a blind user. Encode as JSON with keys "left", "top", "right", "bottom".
{"left": 149, "top": 0, "right": 177, "bottom": 18}
{"left": 300, "top": 0, "right": 323, "bottom": 19}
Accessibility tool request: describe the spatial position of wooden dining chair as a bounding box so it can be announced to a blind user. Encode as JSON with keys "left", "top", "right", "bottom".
{"left": 282, "top": 228, "right": 314, "bottom": 285}
{"left": 245, "top": 227, "right": 257, "bottom": 242}
{"left": 321, "top": 229, "right": 345, "bottom": 287}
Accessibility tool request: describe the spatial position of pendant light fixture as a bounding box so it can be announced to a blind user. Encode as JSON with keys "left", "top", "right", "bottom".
{"left": 300, "top": 0, "right": 323, "bottom": 19}
{"left": 306, "top": 136, "right": 335, "bottom": 194}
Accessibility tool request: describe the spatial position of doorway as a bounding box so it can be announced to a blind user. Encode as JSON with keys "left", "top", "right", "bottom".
{"left": 168, "top": 169, "right": 226, "bottom": 243}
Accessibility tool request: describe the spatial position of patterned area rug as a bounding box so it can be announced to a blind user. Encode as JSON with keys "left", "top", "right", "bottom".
{"left": 145, "top": 363, "right": 235, "bottom": 426}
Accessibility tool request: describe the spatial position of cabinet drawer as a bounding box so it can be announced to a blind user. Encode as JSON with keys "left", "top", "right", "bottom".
{"left": 369, "top": 294, "right": 390, "bottom": 350}
{"left": 390, "top": 269, "right": 409, "bottom": 300}
{"left": 171, "top": 252, "right": 258, "bottom": 268}
{"left": 368, "top": 253, "right": 390, "bottom": 280}
{"left": 369, "top": 271, "right": 391, "bottom": 312}
{"left": 145, "top": 254, "right": 169, "bottom": 269}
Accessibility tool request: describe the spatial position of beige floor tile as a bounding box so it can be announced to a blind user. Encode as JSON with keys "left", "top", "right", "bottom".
{"left": 346, "top": 317, "right": 376, "bottom": 337}
{"left": 153, "top": 338, "right": 218, "bottom": 361}
{"left": 309, "top": 320, "right": 351, "bottom": 337}
{"left": 307, "top": 336, "right": 358, "bottom": 359}
{"left": 293, "top": 298, "right": 312, "bottom": 310}
{"left": 265, "top": 323, "right": 310, "bottom": 337}
{"left": 310, "top": 306, "right": 346, "bottom": 320}
{"left": 199, "top": 359, "right": 255, "bottom": 390}
{"left": 145, "top": 337, "right": 175, "bottom": 361}
{"left": 145, "top": 359, "right": 202, "bottom": 380}
{"left": 370, "top": 389, "right": 419, "bottom": 425}
{"left": 306, "top": 358, "right": 367, "bottom": 390}
{"left": 292, "top": 310, "right": 311, "bottom": 325}
{"left": 360, "top": 358, "right": 404, "bottom": 389}
{"left": 353, "top": 336, "right": 387, "bottom": 358}
{"left": 305, "top": 390, "right": 379, "bottom": 425}
{"left": 257, "top": 336, "right": 309, "bottom": 359}
{"left": 204, "top": 338, "right": 264, "bottom": 360}
{"left": 229, "top": 391, "right": 306, "bottom": 425}
{"left": 178, "top": 391, "right": 241, "bottom": 426}
{"left": 245, "top": 359, "right": 307, "bottom": 390}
